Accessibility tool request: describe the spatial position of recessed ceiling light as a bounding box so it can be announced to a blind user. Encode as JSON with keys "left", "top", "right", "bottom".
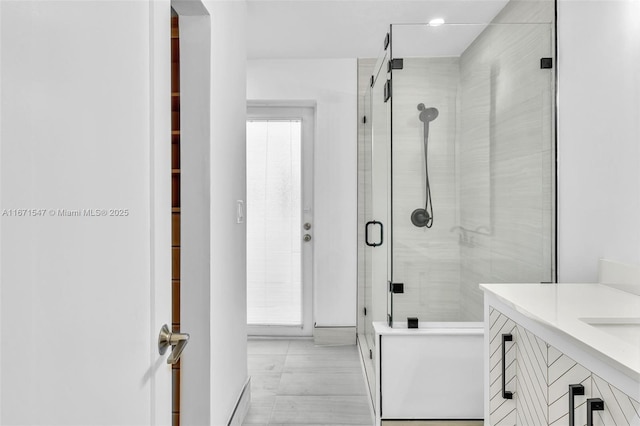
{"left": 429, "top": 18, "right": 445, "bottom": 27}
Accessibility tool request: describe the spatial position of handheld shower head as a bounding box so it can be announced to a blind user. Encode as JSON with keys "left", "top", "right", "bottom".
{"left": 417, "top": 104, "right": 439, "bottom": 123}
{"left": 413, "top": 103, "right": 439, "bottom": 229}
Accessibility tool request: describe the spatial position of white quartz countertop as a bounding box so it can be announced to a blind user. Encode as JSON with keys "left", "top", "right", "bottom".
{"left": 480, "top": 283, "right": 640, "bottom": 382}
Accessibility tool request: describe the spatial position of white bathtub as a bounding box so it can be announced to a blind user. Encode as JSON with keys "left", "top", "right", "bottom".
{"left": 372, "top": 322, "right": 484, "bottom": 424}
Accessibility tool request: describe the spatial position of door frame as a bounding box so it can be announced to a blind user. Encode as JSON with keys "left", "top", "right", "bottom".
{"left": 246, "top": 101, "right": 315, "bottom": 337}
{"left": 170, "top": 1, "right": 216, "bottom": 424}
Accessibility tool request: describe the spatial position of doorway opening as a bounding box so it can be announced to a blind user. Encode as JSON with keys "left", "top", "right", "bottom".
{"left": 246, "top": 106, "right": 315, "bottom": 337}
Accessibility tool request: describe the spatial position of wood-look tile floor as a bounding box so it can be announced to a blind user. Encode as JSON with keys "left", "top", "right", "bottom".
{"left": 243, "top": 338, "right": 374, "bottom": 425}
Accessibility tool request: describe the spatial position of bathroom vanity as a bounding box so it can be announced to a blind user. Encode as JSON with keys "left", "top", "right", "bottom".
{"left": 481, "top": 283, "right": 640, "bottom": 426}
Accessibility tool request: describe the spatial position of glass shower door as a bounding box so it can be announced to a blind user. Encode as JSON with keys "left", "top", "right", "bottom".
{"left": 357, "top": 47, "right": 392, "bottom": 407}
{"left": 370, "top": 47, "right": 391, "bottom": 336}
{"left": 387, "top": 22, "right": 556, "bottom": 325}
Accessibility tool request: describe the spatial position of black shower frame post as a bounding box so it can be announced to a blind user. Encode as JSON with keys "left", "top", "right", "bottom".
{"left": 388, "top": 25, "right": 395, "bottom": 328}
{"left": 553, "top": 0, "right": 559, "bottom": 284}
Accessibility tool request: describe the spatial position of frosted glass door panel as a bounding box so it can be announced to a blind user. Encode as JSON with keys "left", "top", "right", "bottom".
{"left": 247, "top": 120, "right": 302, "bottom": 325}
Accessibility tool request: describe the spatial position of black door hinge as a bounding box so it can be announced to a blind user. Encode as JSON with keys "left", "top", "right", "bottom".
{"left": 389, "top": 282, "right": 404, "bottom": 293}
{"left": 387, "top": 313, "right": 392, "bottom": 326}
{"left": 369, "top": 349, "right": 373, "bottom": 359}
{"left": 362, "top": 116, "right": 367, "bottom": 124}
{"left": 540, "top": 57, "right": 553, "bottom": 69}
{"left": 370, "top": 75, "right": 374, "bottom": 88}
{"left": 384, "top": 79, "right": 391, "bottom": 103}
{"left": 363, "top": 307, "right": 367, "bottom": 316}
{"left": 388, "top": 58, "right": 404, "bottom": 72}
{"left": 384, "top": 32, "right": 390, "bottom": 51}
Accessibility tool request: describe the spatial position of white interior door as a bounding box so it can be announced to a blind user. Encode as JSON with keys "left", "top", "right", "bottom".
{"left": 246, "top": 105, "right": 314, "bottom": 336}
{"left": 0, "top": 1, "right": 172, "bottom": 424}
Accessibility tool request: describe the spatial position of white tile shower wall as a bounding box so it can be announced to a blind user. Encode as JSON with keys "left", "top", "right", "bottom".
{"left": 391, "top": 58, "right": 462, "bottom": 322}
{"left": 457, "top": 1, "right": 555, "bottom": 320}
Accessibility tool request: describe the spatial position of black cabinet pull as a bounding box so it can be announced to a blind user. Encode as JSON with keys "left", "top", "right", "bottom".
{"left": 587, "top": 398, "right": 604, "bottom": 426}
{"left": 569, "top": 384, "right": 585, "bottom": 426}
{"left": 365, "top": 221, "right": 383, "bottom": 247}
{"left": 502, "top": 333, "right": 513, "bottom": 399}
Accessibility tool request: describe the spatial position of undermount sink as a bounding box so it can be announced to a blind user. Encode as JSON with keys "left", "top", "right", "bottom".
{"left": 580, "top": 317, "right": 640, "bottom": 347}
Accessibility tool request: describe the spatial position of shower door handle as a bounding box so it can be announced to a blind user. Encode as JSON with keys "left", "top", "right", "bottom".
{"left": 365, "top": 221, "right": 383, "bottom": 247}
{"left": 502, "top": 333, "right": 513, "bottom": 399}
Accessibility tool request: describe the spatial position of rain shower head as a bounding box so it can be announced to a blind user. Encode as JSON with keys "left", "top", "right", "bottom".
{"left": 417, "top": 104, "right": 439, "bottom": 123}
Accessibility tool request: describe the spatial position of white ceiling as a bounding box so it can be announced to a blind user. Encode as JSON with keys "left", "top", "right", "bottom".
{"left": 247, "top": 0, "right": 510, "bottom": 59}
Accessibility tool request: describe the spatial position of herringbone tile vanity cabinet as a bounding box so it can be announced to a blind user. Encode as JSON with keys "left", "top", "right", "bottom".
{"left": 489, "top": 308, "right": 640, "bottom": 426}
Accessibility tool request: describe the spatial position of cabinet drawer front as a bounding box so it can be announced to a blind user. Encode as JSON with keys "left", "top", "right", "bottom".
{"left": 516, "top": 325, "right": 549, "bottom": 425}
{"left": 548, "top": 345, "right": 591, "bottom": 426}
{"left": 489, "top": 308, "right": 517, "bottom": 425}
{"left": 591, "top": 373, "right": 640, "bottom": 426}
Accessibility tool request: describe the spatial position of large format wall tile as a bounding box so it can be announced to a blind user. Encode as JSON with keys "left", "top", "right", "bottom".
{"left": 391, "top": 57, "right": 461, "bottom": 322}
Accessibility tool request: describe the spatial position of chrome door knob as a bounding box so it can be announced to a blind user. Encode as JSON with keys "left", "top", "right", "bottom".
{"left": 303, "top": 234, "right": 312, "bottom": 242}
{"left": 304, "top": 223, "right": 312, "bottom": 230}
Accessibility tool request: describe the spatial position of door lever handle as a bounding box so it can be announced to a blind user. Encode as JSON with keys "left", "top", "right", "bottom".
{"left": 158, "top": 324, "right": 190, "bottom": 364}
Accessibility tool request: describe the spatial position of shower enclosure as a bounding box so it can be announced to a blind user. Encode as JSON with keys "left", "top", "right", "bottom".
{"left": 357, "top": 9, "right": 556, "bottom": 420}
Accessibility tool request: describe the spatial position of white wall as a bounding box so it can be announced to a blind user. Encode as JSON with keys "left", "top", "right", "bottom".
{"left": 247, "top": 59, "right": 358, "bottom": 327}
{"left": 204, "top": 1, "right": 249, "bottom": 423}
{"left": 558, "top": 0, "right": 640, "bottom": 282}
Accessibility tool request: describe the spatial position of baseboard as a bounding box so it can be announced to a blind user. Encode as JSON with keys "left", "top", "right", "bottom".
{"left": 313, "top": 326, "right": 356, "bottom": 345}
{"left": 227, "top": 377, "right": 251, "bottom": 426}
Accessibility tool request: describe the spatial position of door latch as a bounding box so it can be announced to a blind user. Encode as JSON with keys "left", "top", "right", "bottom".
{"left": 158, "top": 324, "right": 190, "bottom": 365}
